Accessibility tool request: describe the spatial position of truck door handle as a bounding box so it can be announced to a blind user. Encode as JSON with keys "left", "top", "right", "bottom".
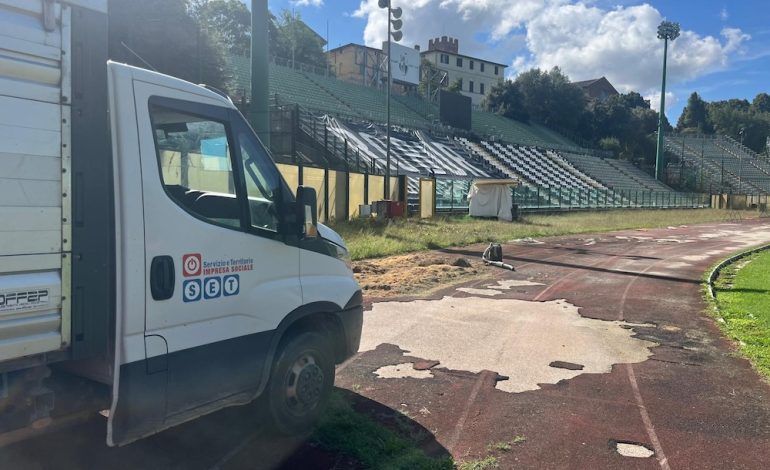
{"left": 150, "top": 256, "right": 175, "bottom": 300}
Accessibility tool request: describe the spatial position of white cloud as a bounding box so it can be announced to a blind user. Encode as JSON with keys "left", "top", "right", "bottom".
{"left": 645, "top": 91, "right": 677, "bottom": 113}
{"left": 352, "top": 0, "right": 532, "bottom": 59}
{"left": 720, "top": 7, "right": 728, "bottom": 21}
{"left": 352, "top": 0, "right": 750, "bottom": 99}
{"left": 292, "top": 0, "right": 323, "bottom": 7}
{"left": 721, "top": 27, "right": 751, "bottom": 54}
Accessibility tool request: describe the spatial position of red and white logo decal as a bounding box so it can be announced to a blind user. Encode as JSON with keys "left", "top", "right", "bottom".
{"left": 182, "top": 253, "right": 202, "bottom": 277}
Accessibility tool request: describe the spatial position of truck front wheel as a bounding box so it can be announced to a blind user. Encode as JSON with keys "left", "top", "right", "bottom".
{"left": 267, "top": 331, "right": 334, "bottom": 435}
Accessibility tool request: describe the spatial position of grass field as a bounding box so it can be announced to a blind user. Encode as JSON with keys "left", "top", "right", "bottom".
{"left": 332, "top": 209, "right": 740, "bottom": 260}
{"left": 712, "top": 249, "right": 770, "bottom": 380}
{"left": 313, "top": 392, "right": 518, "bottom": 469}
{"left": 313, "top": 392, "right": 453, "bottom": 469}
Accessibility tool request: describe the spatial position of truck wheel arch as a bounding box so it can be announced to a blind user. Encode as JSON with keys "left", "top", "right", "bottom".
{"left": 255, "top": 299, "right": 353, "bottom": 399}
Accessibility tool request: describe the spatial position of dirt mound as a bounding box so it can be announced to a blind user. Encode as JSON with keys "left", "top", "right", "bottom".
{"left": 353, "top": 253, "right": 484, "bottom": 297}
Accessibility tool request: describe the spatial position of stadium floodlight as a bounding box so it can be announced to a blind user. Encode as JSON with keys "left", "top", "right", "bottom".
{"left": 654, "top": 20, "right": 680, "bottom": 182}
{"left": 657, "top": 21, "right": 680, "bottom": 41}
{"left": 379, "top": 0, "right": 404, "bottom": 199}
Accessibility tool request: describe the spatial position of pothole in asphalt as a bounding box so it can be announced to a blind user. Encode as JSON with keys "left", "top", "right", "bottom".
{"left": 374, "top": 363, "right": 434, "bottom": 379}
{"left": 456, "top": 287, "right": 503, "bottom": 296}
{"left": 492, "top": 279, "right": 544, "bottom": 289}
{"left": 511, "top": 237, "right": 544, "bottom": 245}
{"left": 457, "top": 279, "right": 544, "bottom": 297}
{"left": 549, "top": 361, "right": 584, "bottom": 370}
{"left": 681, "top": 254, "right": 709, "bottom": 262}
{"left": 610, "top": 440, "right": 655, "bottom": 458}
{"left": 360, "top": 296, "right": 656, "bottom": 393}
{"left": 660, "top": 325, "right": 681, "bottom": 332}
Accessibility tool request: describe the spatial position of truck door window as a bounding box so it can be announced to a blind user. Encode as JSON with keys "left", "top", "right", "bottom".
{"left": 236, "top": 131, "right": 281, "bottom": 233}
{"left": 150, "top": 106, "right": 241, "bottom": 228}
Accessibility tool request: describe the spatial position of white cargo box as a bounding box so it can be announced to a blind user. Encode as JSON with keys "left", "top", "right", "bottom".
{"left": 0, "top": 0, "right": 106, "bottom": 362}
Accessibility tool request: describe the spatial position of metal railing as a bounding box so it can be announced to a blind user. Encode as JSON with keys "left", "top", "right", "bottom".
{"left": 512, "top": 186, "right": 710, "bottom": 211}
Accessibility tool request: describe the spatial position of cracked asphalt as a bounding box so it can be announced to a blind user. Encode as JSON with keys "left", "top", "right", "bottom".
{"left": 337, "top": 218, "right": 770, "bottom": 469}
{"left": 4, "top": 218, "right": 770, "bottom": 469}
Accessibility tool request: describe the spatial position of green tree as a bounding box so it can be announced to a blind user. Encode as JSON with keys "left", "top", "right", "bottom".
{"left": 190, "top": 0, "right": 252, "bottom": 55}
{"left": 708, "top": 100, "right": 770, "bottom": 152}
{"left": 677, "top": 92, "right": 713, "bottom": 133}
{"left": 418, "top": 58, "right": 447, "bottom": 100}
{"left": 446, "top": 79, "right": 463, "bottom": 93}
{"left": 581, "top": 92, "right": 660, "bottom": 165}
{"left": 514, "top": 67, "right": 586, "bottom": 130}
{"left": 482, "top": 80, "right": 529, "bottom": 123}
{"left": 108, "top": 0, "right": 226, "bottom": 89}
{"left": 272, "top": 10, "right": 327, "bottom": 69}
{"left": 752, "top": 93, "right": 770, "bottom": 114}
{"left": 598, "top": 137, "right": 621, "bottom": 155}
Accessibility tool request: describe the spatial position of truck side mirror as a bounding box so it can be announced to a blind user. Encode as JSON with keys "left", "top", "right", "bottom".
{"left": 296, "top": 186, "right": 318, "bottom": 238}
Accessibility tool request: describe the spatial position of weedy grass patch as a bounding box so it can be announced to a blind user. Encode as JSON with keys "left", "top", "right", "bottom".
{"left": 333, "top": 209, "right": 736, "bottom": 260}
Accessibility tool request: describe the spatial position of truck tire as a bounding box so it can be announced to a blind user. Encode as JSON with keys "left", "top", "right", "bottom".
{"left": 266, "top": 331, "right": 334, "bottom": 435}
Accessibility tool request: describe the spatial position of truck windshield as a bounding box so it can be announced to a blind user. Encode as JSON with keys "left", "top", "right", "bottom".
{"left": 236, "top": 130, "right": 281, "bottom": 232}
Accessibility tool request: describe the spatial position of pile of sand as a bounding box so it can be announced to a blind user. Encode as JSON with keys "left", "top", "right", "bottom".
{"left": 353, "top": 253, "right": 483, "bottom": 297}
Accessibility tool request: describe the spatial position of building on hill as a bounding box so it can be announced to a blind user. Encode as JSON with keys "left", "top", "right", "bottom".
{"left": 420, "top": 36, "right": 507, "bottom": 107}
{"left": 327, "top": 42, "right": 420, "bottom": 95}
{"left": 327, "top": 43, "right": 385, "bottom": 88}
{"left": 573, "top": 77, "right": 618, "bottom": 101}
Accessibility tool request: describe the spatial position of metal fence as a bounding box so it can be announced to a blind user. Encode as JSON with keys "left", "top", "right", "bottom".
{"left": 711, "top": 193, "right": 770, "bottom": 210}
{"left": 273, "top": 165, "right": 717, "bottom": 221}
{"left": 512, "top": 186, "right": 711, "bottom": 211}
{"left": 430, "top": 180, "right": 711, "bottom": 214}
{"left": 275, "top": 163, "right": 402, "bottom": 222}
{"left": 435, "top": 178, "right": 473, "bottom": 211}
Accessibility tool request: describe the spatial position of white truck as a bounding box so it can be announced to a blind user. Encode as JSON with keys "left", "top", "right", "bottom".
{"left": 0, "top": 0, "right": 362, "bottom": 446}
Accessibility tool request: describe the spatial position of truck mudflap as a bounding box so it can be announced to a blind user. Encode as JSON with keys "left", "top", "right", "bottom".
{"left": 107, "top": 330, "right": 273, "bottom": 446}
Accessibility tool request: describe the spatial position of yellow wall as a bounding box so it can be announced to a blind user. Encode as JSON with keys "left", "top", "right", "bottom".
{"left": 349, "top": 173, "right": 365, "bottom": 218}
{"left": 277, "top": 163, "right": 299, "bottom": 196}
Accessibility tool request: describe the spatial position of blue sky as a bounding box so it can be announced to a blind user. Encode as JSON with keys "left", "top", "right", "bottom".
{"left": 257, "top": 0, "right": 769, "bottom": 122}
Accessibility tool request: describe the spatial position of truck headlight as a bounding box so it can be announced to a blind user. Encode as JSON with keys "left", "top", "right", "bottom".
{"left": 335, "top": 244, "right": 353, "bottom": 271}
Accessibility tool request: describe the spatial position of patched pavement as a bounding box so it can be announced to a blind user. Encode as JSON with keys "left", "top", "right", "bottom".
{"left": 5, "top": 219, "right": 770, "bottom": 469}
{"left": 336, "top": 218, "right": 770, "bottom": 469}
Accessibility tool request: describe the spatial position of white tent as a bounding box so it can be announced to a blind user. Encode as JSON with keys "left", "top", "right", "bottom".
{"left": 467, "top": 179, "right": 519, "bottom": 221}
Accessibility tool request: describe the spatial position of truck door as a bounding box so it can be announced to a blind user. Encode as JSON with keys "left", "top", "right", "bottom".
{"left": 107, "top": 63, "right": 302, "bottom": 446}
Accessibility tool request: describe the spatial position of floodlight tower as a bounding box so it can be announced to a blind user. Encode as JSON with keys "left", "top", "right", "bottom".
{"left": 378, "top": 0, "right": 403, "bottom": 199}
{"left": 654, "top": 20, "right": 680, "bottom": 181}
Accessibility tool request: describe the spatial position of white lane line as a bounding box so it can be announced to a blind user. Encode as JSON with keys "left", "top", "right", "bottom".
{"left": 446, "top": 370, "right": 489, "bottom": 453}
{"left": 626, "top": 364, "right": 670, "bottom": 470}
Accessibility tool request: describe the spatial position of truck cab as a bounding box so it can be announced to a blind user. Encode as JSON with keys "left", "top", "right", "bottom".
{"left": 0, "top": 0, "right": 362, "bottom": 447}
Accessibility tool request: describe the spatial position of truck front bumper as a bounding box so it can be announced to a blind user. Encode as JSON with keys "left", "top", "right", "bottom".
{"left": 337, "top": 290, "right": 363, "bottom": 361}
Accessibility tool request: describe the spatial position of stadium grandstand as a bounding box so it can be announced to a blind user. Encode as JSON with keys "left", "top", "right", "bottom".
{"left": 665, "top": 134, "right": 770, "bottom": 194}
{"left": 226, "top": 55, "right": 718, "bottom": 212}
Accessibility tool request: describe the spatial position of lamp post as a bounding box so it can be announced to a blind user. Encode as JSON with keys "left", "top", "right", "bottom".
{"left": 654, "top": 21, "right": 680, "bottom": 182}
{"left": 251, "top": 0, "right": 270, "bottom": 146}
{"left": 378, "top": 0, "right": 403, "bottom": 199}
